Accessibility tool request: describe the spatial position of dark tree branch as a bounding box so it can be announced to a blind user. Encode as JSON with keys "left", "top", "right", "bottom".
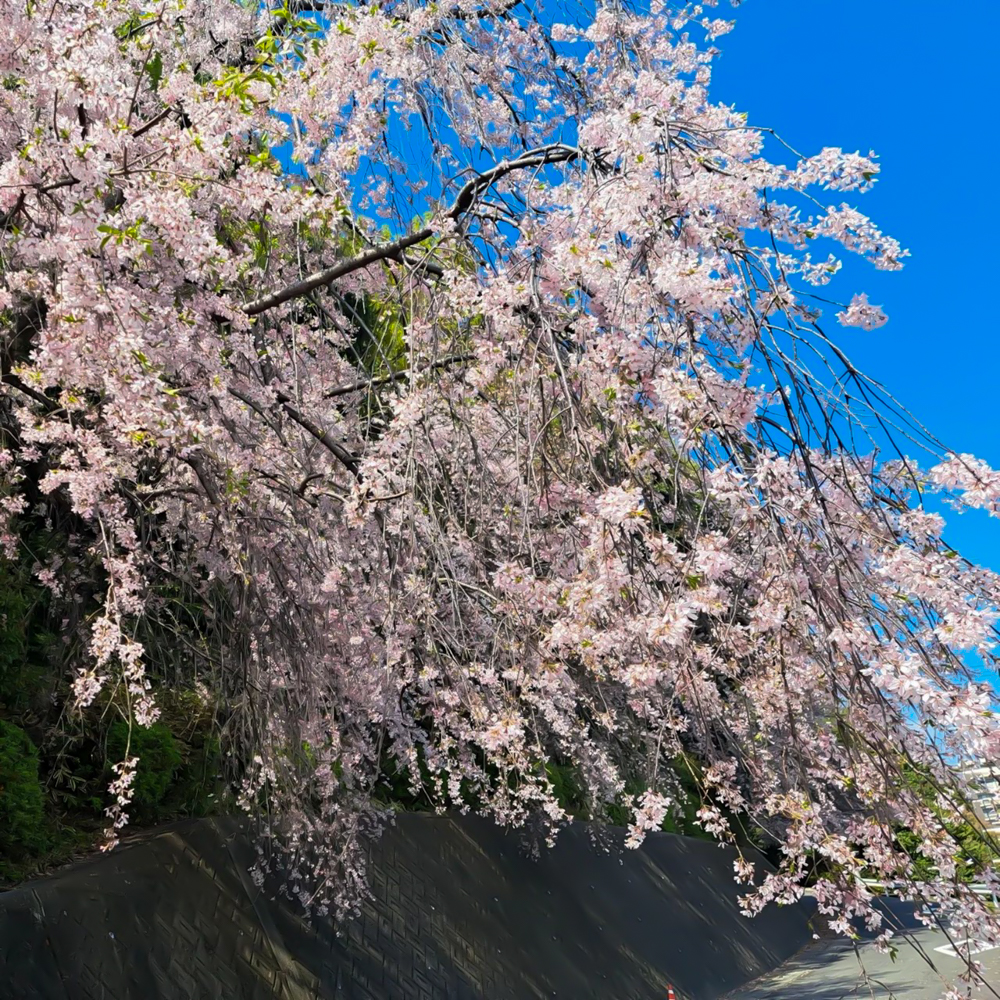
{"left": 243, "top": 144, "right": 581, "bottom": 317}
{"left": 132, "top": 106, "right": 176, "bottom": 138}
{"left": 0, "top": 372, "right": 62, "bottom": 412}
{"left": 228, "top": 385, "right": 360, "bottom": 478}
{"left": 448, "top": 144, "right": 579, "bottom": 216}
{"left": 244, "top": 227, "right": 435, "bottom": 317}
{"left": 0, "top": 193, "right": 25, "bottom": 231}
{"left": 323, "top": 353, "right": 475, "bottom": 399}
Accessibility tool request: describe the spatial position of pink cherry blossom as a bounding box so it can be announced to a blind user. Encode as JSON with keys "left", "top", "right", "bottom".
{"left": 0, "top": 5, "right": 998, "bottom": 989}
{"left": 837, "top": 292, "right": 889, "bottom": 330}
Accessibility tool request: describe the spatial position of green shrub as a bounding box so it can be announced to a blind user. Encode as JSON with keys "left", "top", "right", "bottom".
{"left": 106, "top": 719, "right": 182, "bottom": 813}
{"left": 546, "top": 761, "right": 589, "bottom": 818}
{"left": 153, "top": 689, "right": 223, "bottom": 816}
{"left": 167, "top": 729, "right": 222, "bottom": 816}
{"left": 0, "top": 720, "right": 46, "bottom": 854}
{"left": 891, "top": 764, "right": 999, "bottom": 884}
{"left": 0, "top": 565, "right": 30, "bottom": 675}
{"left": 0, "top": 562, "right": 48, "bottom": 709}
{"left": 603, "top": 757, "right": 713, "bottom": 840}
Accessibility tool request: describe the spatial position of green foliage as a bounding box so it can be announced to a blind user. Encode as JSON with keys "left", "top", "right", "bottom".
{"left": 607, "top": 757, "right": 711, "bottom": 840}
{"left": 45, "top": 727, "right": 105, "bottom": 816}
{"left": 337, "top": 288, "right": 407, "bottom": 379}
{"left": 106, "top": 719, "right": 182, "bottom": 814}
{"left": 102, "top": 690, "right": 223, "bottom": 823}
{"left": 0, "top": 560, "right": 49, "bottom": 709}
{"left": 145, "top": 51, "right": 163, "bottom": 92}
{"left": 891, "top": 764, "right": 998, "bottom": 884}
{"left": 0, "top": 720, "right": 46, "bottom": 854}
{"left": 153, "top": 689, "right": 223, "bottom": 817}
{"left": 951, "top": 821, "right": 996, "bottom": 882}
{"left": 604, "top": 779, "right": 641, "bottom": 828}
{"left": 373, "top": 742, "right": 441, "bottom": 812}
{"left": 543, "top": 755, "right": 711, "bottom": 839}
{"left": 546, "top": 761, "right": 589, "bottom": 818}
{"left": 661, "top": 761, "right": 710, "bottom": 839}
{"left": 0, "top": 565, "right": 30, "bottom": 676}
{"left": 896, "top": 819, "right": 996, "bottom": 884}
{"left": 168, "top": 728, "right": 222, "bottom": 817}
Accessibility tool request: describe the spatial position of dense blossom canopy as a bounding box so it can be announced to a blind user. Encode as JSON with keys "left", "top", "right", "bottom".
{"left": 3, "top": 0, "right": 1000, "bottom": 990}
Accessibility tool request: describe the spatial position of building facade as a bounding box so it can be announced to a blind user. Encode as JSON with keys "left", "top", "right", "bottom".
{"left": 961, "top": 764, "right": 1000, "bottom": 835}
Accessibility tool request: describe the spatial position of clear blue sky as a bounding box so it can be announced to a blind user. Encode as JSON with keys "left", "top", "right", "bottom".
{"left": 283, "top": 1, "right": 1000, "bottom": 575}
{"left": 709, "top": 1, "right": 1000, "bottom": 572}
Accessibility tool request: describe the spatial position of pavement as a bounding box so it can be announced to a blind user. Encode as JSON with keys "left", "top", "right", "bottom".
{"left": 724, "top": 899, "right": 1000, "bottom": 1000}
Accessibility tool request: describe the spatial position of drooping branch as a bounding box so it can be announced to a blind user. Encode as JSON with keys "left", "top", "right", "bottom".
{"left": 323, "top": 353, "right": 475, "bottom": 399}
{"left": 227, "top": 385, "right": 360, "bottom": 477}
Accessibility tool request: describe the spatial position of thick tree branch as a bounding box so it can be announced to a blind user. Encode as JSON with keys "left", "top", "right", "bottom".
{"left": 243, "top": 144, "right": 581, "bottom": 317}
{"left": 0, "top": 372, "right": 61, "bottom": 412}
{"left": 244, "top": 227, "right": 435, "bottom": 317}
{"left": 448, "top": 144, "right": 579, "bottom": 216}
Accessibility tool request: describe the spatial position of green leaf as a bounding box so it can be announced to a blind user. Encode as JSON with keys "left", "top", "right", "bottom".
{"left": 145, "top": 51, "right": 163, "bottom": 92}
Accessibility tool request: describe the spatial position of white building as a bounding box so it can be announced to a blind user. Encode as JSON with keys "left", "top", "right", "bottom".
{"left": 961, "top": 764, "right": 1000, "bottom": 835}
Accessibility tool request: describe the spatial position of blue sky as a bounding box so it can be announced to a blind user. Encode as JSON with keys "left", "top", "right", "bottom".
{"left": 276, "top": 0, "right": 1000, "bottom": 578}
{"left": 709, "top": 1, "right": 1000, "bottom": 573}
